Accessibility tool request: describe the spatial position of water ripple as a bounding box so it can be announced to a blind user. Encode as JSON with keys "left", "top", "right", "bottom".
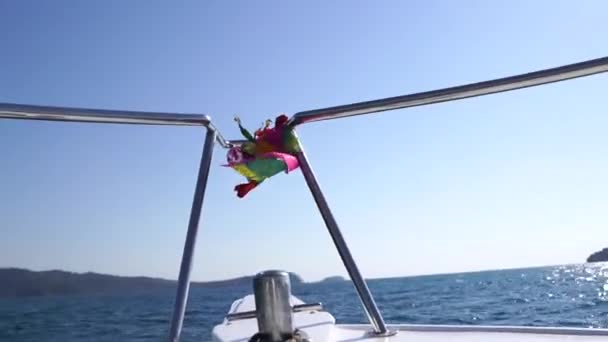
{"left": 2, "top": 263, "right": 608, "bottom": 341}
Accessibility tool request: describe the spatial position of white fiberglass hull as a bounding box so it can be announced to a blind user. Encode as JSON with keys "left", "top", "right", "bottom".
{"left": 212, "top": 294, "right": 608, "bottom": 341}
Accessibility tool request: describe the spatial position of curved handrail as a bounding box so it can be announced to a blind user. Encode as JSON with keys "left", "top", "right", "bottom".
{"left": 0, "top": 102, "right": 217, "bottom": 342}
{"left": 4, "top": 56, "right": 607, "bottom": 145}
{"left": 288, "top": 56, "right": 608, "bottom": 126}
{"left": 0, "top": 102, "right": 244, "bottom": 149}
{"left": 0, "top": 102, "right": 211, "bottom": 126}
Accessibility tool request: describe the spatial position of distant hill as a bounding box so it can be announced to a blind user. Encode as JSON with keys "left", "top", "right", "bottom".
{"left": 587, "top": 248, "right": 608, "bottom": 263}
{"left": 195, "top": 272, "right": 304, "bottom": 288}
{"left": 317, "top": 276, "right": 347, "bottom": 283}
{"left": 0, "top": 268, "right": 174, "bottom": 297}
{"left": 0, "top": 268, "right": 304, "bottom": 298}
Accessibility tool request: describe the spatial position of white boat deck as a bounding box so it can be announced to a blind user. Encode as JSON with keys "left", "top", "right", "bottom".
{"left": 212, "top": 295, "right": 608, "bottom": 341}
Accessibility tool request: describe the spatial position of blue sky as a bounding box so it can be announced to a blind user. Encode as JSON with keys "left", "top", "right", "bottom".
{"left": 1, "top": 1, "right": 607, "bottom": 282}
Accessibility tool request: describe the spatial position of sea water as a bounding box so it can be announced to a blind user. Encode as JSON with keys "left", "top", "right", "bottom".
{"left": 1, "top": 263, "right": 607, "bottom": 341}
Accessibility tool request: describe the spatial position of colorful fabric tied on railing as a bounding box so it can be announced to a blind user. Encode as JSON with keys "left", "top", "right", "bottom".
{"left": 224, "top": 114, "right": 300, "bottom": 198}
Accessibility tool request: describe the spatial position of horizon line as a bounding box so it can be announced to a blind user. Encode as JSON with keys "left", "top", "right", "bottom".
{"left": 3, "top": 261, "right": 603, "bottom": 284}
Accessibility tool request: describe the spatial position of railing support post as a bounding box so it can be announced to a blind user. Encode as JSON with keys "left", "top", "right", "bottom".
{"left": 294, "top": 135, "right": 395, "bottom": 336}
{"left": 168, "top": 127, "right": 217, "bottom": 342}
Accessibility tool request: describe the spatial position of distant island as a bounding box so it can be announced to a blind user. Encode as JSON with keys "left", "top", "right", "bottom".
{"left": 0, "top": 268, "right": 304, "bottom": 298}
{"left": 319, "top": 276, "right": 347, "bottom": 283}
{"left": 587, "top": 248, "right": 608, "bottom": 263}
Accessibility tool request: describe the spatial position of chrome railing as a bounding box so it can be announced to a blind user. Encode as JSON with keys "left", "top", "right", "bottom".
{"left": 0, "top": 103, "right": 215, "bottom": 342}
{"left": 0, "top": 102, "right": 211, "bottom": 126}
{"left": 2, "top": 55, "right": 607, "bottom": 341}
{"left": 288, "top": 56, "right": 608, "bottom": 126}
